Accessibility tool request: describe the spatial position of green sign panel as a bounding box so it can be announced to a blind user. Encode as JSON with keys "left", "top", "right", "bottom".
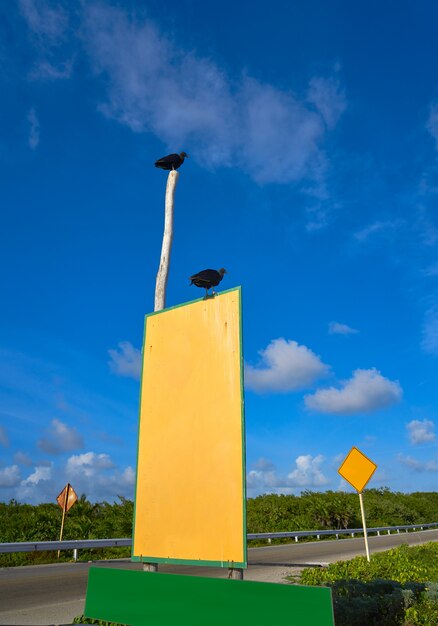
{"left": 85, "top": 567, "right": 334, "bottom": 626}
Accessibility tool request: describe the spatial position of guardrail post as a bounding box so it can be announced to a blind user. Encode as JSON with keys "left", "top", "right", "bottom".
{"left": 295, "top": 536, "right": 298, "bottom": 542}
{"left": 73, "top": 548, "right": 77, "bottom": 562}
{"left": 377, "top": 530, "right": 380, "bottom": 536}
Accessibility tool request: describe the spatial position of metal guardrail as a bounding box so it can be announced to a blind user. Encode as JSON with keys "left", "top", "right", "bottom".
{"left": 0, "top": 522, "right": 437, "bottom": 555}
{"left": 247, "top": 521, "right": 438, "bottom": 541}
{"left": 0, "top": 538, "right": 131, "bottom": 554}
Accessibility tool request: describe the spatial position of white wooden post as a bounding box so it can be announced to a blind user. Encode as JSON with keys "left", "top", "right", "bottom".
{"left": 145, "top": 170, "right": 179, "bottom": 573}
{"left": 358, "top": 491, "right": 370, "bottom": 562}
{"left": 154, "top": 170, "right": 179, "bottom": 312}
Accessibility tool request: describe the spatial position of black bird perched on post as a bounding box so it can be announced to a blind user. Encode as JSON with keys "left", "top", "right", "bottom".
{"left": 190, "top": 268, "right": 227, "bottom": 298}
{"left": 155, "top": 152, "right": 189, "bottom": 170}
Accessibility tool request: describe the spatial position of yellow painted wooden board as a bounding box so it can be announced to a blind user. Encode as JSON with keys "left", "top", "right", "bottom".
{"left": 338, "top": 446, "right": 377, "bottom": 493}
{"left": 133, "top": 287, "right": 246, "bottom": 567}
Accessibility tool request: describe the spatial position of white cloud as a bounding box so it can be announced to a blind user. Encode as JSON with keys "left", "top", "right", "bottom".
{"left": 27, "top": 107, "right": 40, "bottom": 149}
{"left": 37, "top": 418, "right": 84, "bottom": 454}
{"left": 19, "top": 0, "right": 68, "bottom": 41}
{"left": 427, "top": 102, "right": 438, "bottom": 149}
{"left": 407, "top": 419, "right": 436, "bottom": 445}
{"left": 354, "top": 220, "right": 402, "bottom": 242}
{"left": 421, "top": 306, "right": 438, "bottom": 354}
{"left": 0, "top": 425, "right": 9, "bottom": 447}
{"left": 65, "top": 452, "right": 135, "bottom": 501}
{"left": 398, "top": 454, "right": 438, "bottom": 472}
{"left": 21, "top": 464, "right": 52, "bottom": 485}
{"left": 16, "top": 464, "right": 53, "bottom": 501}
{"left": 120, "top": 466, "right": 135, "bottom": 485}
{"left": 81, "top": 3, "right": 345, "bottom": 186}
{"left": 14, "top": 451, "right": 34, "bottom": 466}
{"left": 236, "top": 78, "right": 327, "bottom": 185}
{"left": 363, "top": 435, "right": 377, "bottom": 443}
{"left": 252, "top": 458, "right": 276, "bottom": 472}
{"left": 9, "top": 454, "right": 134, "bottom": 504}
{"left": 417, "top": 211, "right": 438, "bottom": 246}
{"left": 247, "top": 454, "right": 329, "bottom": 495}
{"left": 333, "top": 453, "right": 345, "bottom": 465}
{"left": 422, "top": 261, "right": 438, "bottom": 277}
{"left": 20, "top": 3, "right": 345, "bottom": 186}
{"left": 245, "top": 338, "right": 329, "bottom": 393}
{"left": 287, "top": 454, "right": 329, "bottom": 487}
{"left": 20, "top": 0, "right": 74, "bottom": 80}
{"left": 108, "top": 341, "right": 142, "bottom": 379}
{"left": 328, "top": 321, "right": 358, "bottom": 335}
{"left": 307, "top": 76, "right": 346, "bottom": 129}
{"left": 66, "top": 451, "right": 115, "bottom": 477}
{"left": 29, "top": 59, "right": 74, "bottom": 80}
{"left": 247, "top": 458, "right": 280, "bottom": 491}
{"left": 0, "top": 465, "right": 21, "bottom": 488}
{"left": 247, "top": 468, "right": 279, "bottom": 491}
{"left": 337, "top": 477, "right": 352, "bottom": 491}
{"left": 305, "top": 368, "right": 402, "bottom": 415}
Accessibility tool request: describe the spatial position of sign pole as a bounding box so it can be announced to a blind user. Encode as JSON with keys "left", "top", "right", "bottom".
{"left": 58, "top": 483, "right": 70, "bottom": 559}
{"left": 358, "top": 490, "right": 370, "bottom": 562}
{"left": 338, "top": 446, "right": 377, "bottom": 563}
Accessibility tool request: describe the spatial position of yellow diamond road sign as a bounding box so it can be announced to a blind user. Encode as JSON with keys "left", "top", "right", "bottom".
{"left": 338, "top": 447, "right": 377, "bottom": 493}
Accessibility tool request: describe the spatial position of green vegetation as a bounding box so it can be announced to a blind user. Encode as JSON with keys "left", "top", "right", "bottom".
{"left": 73, "top": 618, "right": 126, "bottom": 625}
{"left": 247, "top": 489, "right": 438, "bottom": 535}
{"left": 300, "top": 543, "right": 438, "bottom": 586}
{"left": 0, "top": 495, "right": 133, "bottom": 566}
{"left": 0, "top": 489, "right": 436, "bottom": 566}
{"left": 298, "top": 543, "right": 438, "bottom": 626}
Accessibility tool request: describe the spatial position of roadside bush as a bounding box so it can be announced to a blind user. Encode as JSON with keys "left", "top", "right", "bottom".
{"left": 329, "top": 579, "right": 425, "bottom": 626}
{"left": 300, "top": 543, "right": 438, "bottom": 586}
{"left": 404, "top": 582, "right": 438, "bottom": 625}
{"left": 299, "top": 543, "right": 438, "bottom": 626}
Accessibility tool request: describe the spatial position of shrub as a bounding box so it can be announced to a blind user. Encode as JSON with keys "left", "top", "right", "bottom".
{"left": 300, "top": 543, "right": 438, "bottom": 586}
{"left": 299, "top": 543, "right": 438, "bottom": 626}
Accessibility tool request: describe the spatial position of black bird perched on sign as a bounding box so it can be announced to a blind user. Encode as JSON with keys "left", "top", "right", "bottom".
{"left": 190, "top": 268, "right": 227, "bottom": 298}
{"left": 155, "top": 152, "right": 189, "bottom": 170}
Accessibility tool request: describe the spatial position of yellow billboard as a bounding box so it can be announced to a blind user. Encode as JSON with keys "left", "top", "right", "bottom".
{"left": 132, "top": 287, "right": 246, "bottom": 567}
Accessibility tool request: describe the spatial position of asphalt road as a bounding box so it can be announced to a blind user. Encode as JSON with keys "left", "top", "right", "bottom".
{"left": 0, "top": 529, "right": 437, "bottom": 626}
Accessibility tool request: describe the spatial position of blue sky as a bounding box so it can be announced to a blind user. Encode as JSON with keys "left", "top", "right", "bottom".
{"left": 1, "top": 0, "right": 438, "bottom": 504}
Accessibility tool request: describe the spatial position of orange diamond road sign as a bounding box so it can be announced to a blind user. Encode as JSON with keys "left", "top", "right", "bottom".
{"left": 338, "top": 447, "right": 377, "bottom": 493}
{"left": 57, "top": 483, "right": 78, "bottom": 512}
